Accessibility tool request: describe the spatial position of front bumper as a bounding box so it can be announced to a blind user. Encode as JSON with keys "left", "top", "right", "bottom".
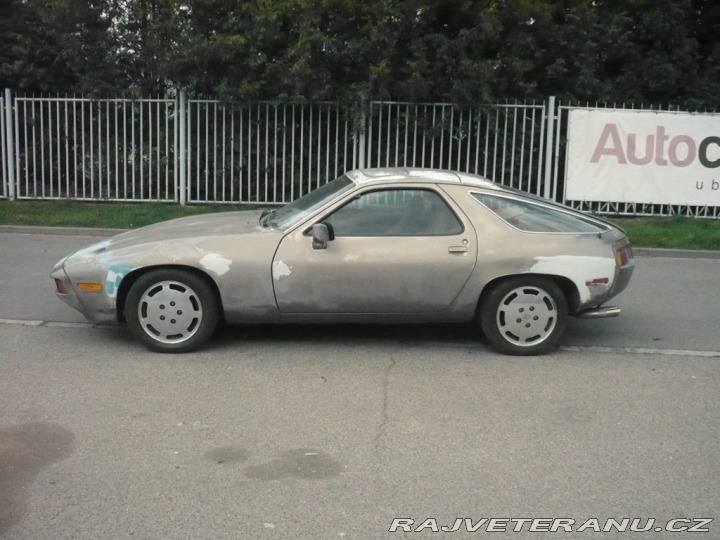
{"left": 51, "top": 265, "right": 119, "bottom": 324}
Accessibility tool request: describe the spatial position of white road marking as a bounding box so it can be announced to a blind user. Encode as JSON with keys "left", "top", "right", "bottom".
{"left": 0, "top": 318, "right": 98, "bottom": 329}
{"left": 560, "top": 345, "right": 720, "bottom": 358}
{"left": 44, "top": 321, "right": 102, "bottom": 328}
{"left": 0, "top": 318, "right": 718, "bottom": 357}
{"left": 0, "top": 318, "right": 45, "bottom": 326}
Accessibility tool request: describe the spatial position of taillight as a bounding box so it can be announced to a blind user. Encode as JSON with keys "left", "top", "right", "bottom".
{"left": 613, "top": 243, "right": 633, "bottom": 267}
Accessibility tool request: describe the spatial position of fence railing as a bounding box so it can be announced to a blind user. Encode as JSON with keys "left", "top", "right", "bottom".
{"left": 9, "top": 95, "right": 178, "bottom": 201}
{"left": 2, "top": 89, "right": 718, "bottom": 217}
{"left": 1, "top": 90, "right": 554, "bottom": 207}
{"left": 364, "top": 101, "right": 548, "bottom": 197}
{"left": 184, "top": 100, "right": 362, "bottom": 205}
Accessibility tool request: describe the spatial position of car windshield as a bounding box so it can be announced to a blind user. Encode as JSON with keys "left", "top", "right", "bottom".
{"left": 262, "top": 174, "right": 355, "bottom": 231}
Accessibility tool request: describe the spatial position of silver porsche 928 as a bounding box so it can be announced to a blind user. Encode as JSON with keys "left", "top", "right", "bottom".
{"left": 52, "top": 168, "right": 634, "bottom": 355}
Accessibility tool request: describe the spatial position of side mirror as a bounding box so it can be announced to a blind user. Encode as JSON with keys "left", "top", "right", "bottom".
{"left": 311, "top": 223, "right": 334, "bottom": 250}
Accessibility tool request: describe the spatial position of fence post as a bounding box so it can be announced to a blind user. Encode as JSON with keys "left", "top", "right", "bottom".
{"left": 178, "top": 89, "right": 187, "bottom": 206}
{"left": 543, "top": 95, "right": 556, "bottom": 200}
{"left": 358, "top": 103, "right": 366, "bottom": 170}
{"left": 4, "top": 88, "right": 15, "bottom": 200}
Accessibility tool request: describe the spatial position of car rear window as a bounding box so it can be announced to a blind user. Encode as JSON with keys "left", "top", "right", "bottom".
{"left": 471, "top": 192, "right": 610, "bottom": 233}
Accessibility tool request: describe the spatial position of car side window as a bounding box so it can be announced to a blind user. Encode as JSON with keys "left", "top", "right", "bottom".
{"left": 471, "top": 192, "right": 609, "bottom": 233}
{"left": 324, "top": 189, "right": 463, "bottom": 236}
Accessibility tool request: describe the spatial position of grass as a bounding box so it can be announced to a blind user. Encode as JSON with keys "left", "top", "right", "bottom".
{"left": 0, "top": 199, "right": 261, "bottom": 230}
{"left": 1, "top": 199, "right": 719, "bottom": 251}
{"left": 610, "top": 216, "right": 720, "bottom": 251}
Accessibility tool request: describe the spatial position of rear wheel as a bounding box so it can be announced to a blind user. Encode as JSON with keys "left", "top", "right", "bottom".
{"left": 480, "top": 276, "right": 568, "bottom": 355}
{"left": 125, "top": 269, "right": 219, "bottom": 353}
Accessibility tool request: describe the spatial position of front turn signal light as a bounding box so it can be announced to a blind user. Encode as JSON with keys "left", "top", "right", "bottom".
{"left": 76, "top": 282, "right": 103, "bottom": 292}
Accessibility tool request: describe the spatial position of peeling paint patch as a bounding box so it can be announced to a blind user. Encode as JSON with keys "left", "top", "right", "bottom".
{"left": 67, "top": 239, "right": 111, "bottom": 264}
{"left": 200, "top": 253, "right": 232, "bottom": 276}
{"left": 272, "top": 261, "right": 292, "bottom": 281}
{"left": 530, "top": 255, "right": 615, "bottom": 303}
{"left": 105, "top": 263, "right": 132, "bottom": 298}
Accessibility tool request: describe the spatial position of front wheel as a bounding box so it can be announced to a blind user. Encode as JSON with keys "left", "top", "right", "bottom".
{"left": 480, "top": 277, "right": 568, "bottom": 356}
{"left": 125, "top": 269, "right": 220, "bottom": 353}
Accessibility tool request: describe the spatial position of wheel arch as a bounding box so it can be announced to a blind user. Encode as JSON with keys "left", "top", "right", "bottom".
{"left": 476, "top": 273, "right": 580, "bottom": 318}
{"left": 116, "top": 265, "right": 224, "bottom": 322}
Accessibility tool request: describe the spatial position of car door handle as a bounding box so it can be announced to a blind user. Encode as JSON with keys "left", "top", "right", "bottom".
{"left": 448, "top": 246, "right": 467, "bottom": 254}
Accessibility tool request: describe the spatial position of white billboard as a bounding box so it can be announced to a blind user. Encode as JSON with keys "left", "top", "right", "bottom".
{"left": 565, "top": 109, "right": 720, "bottom": 206}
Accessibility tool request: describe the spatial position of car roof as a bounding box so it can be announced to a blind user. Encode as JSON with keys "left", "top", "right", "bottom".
{"left": 345, "top": 168, "right": 500, "bottom": 189}
{"left": 344, "top": 168, "right": 618, "bottom": 232}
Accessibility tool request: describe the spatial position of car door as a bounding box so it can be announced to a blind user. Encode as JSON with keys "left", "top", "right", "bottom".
{"left": 271, "top": 187, "right": 477, "bottom": 314}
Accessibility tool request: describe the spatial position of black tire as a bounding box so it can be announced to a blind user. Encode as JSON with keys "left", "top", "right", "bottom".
{"left": 480, "top": 276, "right": 568, "bottom": 356}
{"left": 125, "top": 268, "right": 220, "bottom": 353}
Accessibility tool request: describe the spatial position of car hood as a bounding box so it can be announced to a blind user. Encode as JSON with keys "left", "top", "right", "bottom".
{"left": 54, "top": 209, "right": 274, "bottom": 273}
{"left": 105, "top": 209, "right": 268, "bottom": 249}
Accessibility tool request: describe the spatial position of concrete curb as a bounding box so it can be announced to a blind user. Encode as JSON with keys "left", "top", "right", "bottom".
{"left": 0, "top": 225, "right": 129, "bottom": 237}
{"left": 632, "top": 247, "right": 720, "bottom": 260}
{"left": 2, "top": 225, "right": 720, "bottom": 259}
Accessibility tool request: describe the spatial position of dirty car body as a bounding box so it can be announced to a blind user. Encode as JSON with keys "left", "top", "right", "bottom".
{"left": 52, "top": 168, "right": 635, "bottom": 355}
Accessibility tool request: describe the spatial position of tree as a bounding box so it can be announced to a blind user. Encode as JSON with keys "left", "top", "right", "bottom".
{"left": 112, "top": 0, "right": 186, "bottom": 96}
{"left": 592, "top": 0, "right": 700, "bottom": 105}
{"left": 1, "top": 0, "right": 719, "bottom": 108}
{"left": 0, "top": 0, "right": 118, "bottom": 94}
{"left": 689, "top": 0, "right": 720, "bottom": 109}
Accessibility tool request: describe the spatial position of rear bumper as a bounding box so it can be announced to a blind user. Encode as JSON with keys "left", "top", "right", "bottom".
{"left": 609, "top": 262, "right": 634, "bottom": 300}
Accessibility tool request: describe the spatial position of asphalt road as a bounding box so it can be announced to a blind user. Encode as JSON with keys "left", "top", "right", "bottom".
{"left": 1, "top": 231, "right": 719, "bottom": 539}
